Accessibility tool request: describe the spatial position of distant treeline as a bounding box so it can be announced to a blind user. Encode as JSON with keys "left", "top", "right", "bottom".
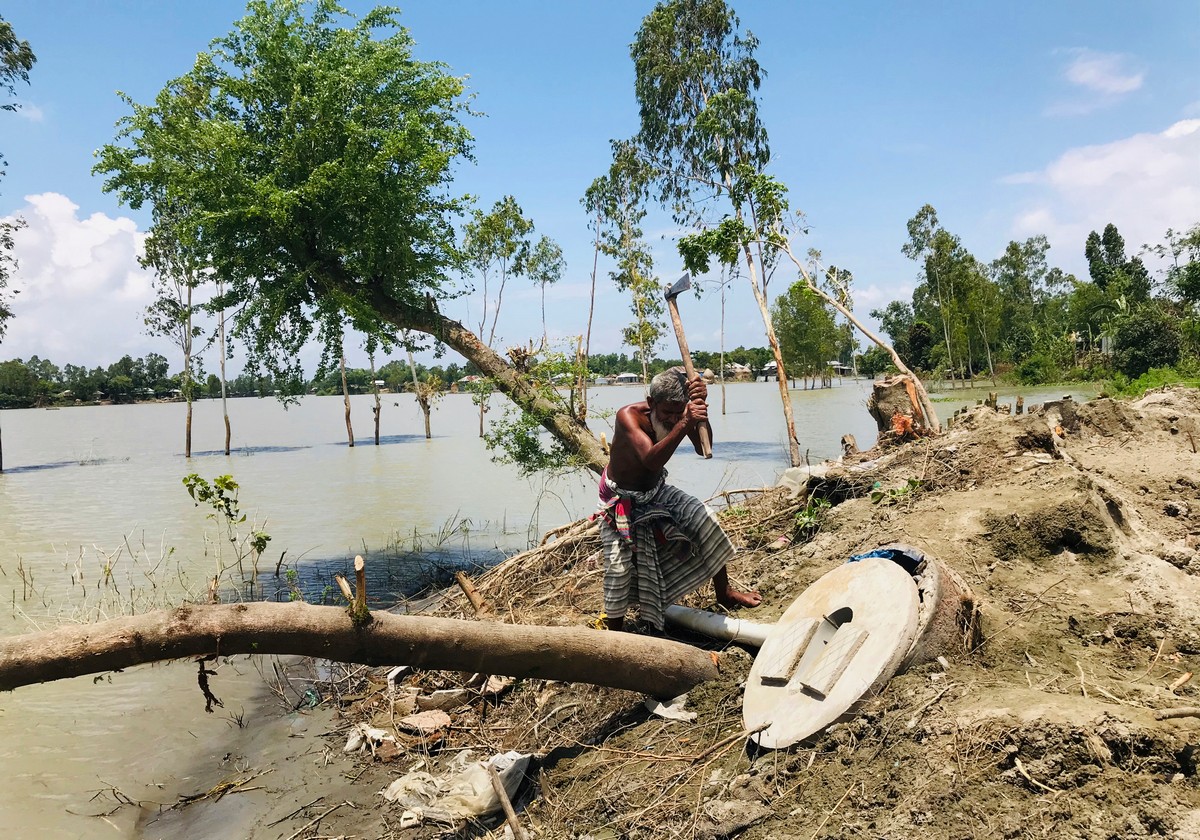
{"left": 5, "top": 215, "right": 1199, "bottom": 409}
{"left": 0, "top": 346, "right": 782, "bottom": 409}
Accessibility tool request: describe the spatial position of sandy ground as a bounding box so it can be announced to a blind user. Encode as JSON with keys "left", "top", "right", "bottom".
{"left": 131, "top": 387, "right": 1200, "bottom": 839}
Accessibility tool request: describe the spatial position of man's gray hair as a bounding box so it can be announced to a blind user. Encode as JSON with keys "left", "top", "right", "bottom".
{"left": 648, "top": 366, "right": 689, "bottom": 404}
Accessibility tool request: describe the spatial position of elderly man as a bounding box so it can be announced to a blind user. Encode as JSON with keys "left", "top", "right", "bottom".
{"left": 597, "top": 366, "right": 761, "bottom": 631}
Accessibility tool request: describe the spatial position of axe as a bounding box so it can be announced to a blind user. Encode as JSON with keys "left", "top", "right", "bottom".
{"left": 664, "top": 272, "right": 712, "bottom": 458}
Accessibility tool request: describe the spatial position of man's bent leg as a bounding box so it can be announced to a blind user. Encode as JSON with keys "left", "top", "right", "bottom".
{"left": 713, "top": 566, "right": 763, "bottom": 609}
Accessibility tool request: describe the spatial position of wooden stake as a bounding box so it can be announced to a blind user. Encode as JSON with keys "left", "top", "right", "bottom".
{"left": 354, "top": 555, "right": 367, "bottom": 615}
{"left": 488, "top": 762, "right": 528, "bottom": 840}
{"left": 1169, "top": 671, "right": 1193, "bottom": 693}
{"left": 1155, "top": 707, "right": 1200, "bottom": 721}
{"left": 455, "top": 571, "right": 492, "bottom": 617}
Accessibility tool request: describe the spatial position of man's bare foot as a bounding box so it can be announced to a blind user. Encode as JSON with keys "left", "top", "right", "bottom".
{"left": 717, "top": 586, "right": 763, "bottom": 609}
{"left": 713, "top": 566, "right": 762, "bottom": 609}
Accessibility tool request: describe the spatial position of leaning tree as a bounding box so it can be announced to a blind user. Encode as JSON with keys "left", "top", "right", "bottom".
{"left": 94, "top": 0, "right": 607, "bottom": 473}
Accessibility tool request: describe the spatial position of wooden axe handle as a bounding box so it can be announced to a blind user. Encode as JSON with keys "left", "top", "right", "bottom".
{"left": 666, "top": 295, "right": 712, "bottom": 458}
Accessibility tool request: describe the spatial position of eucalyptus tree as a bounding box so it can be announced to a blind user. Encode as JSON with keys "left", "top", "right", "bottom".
{"left": 584, "top": 141, "right": 664, "bottom": 384}
{"left": 870, "top": 301, "right": 915, "bottom": 363}
{"left": 903, "top": 205, "right": 961, "bottom": 384}
{"left": 990, "top": 236, "right": 1051, "bottom": 361}
{"left": 462, "top": 195, "right": 534, "bottom": 436}
{"left": 464, "top": 196, "right": 534, "bottom": 349}
{"left": 142, "top": 216, "right": 202, "bottom": 456}
{"left": 527, "top": 235, "right": 565, "bottom": 344}
{"left": 93, "top": 0, "right": 606, "bottom": 472}
{"left": 629, "top": 0, "right": 808, "bottom": 463}
{"left": 579, "top": 191, "right": 605, "bottom": 421}
{"left": 0, "top": 14, "right": 35, "bottom": 473}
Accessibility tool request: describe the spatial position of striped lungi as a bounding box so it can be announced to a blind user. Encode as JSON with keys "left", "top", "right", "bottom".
{"left": 596, "top": 469, "right": 734, "bottom": 630}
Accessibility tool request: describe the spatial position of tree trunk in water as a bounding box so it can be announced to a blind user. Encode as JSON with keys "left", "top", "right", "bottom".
{"left": 341, "top": 352, "right": 354, "bottom": 448}
{"left": 184, "top": 283, "right": 194, "bottom": 458}
{"left": 370, "top": 352, "right": 381, "bottom": 446}
{"left": 217, "top": 290, "right": 230, "bottom": 456}
{"left": 0, "top": 602, "right": 718, "bottom": 701}
{"left": 720, "top": 276, "right": 727, "bottom": 416}
{"left": 405, "top": 347, "right": 432, "bottom": 440}
{"left": 742, "top": 245, "right": 801, "bottom": 467}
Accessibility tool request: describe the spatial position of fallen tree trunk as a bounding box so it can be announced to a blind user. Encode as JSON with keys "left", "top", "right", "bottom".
{"left": 0, "top": 602, "right": 718, "bottom": 700}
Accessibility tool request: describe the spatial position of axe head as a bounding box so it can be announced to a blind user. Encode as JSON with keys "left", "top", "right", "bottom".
{"left": 664, "top": 272, "right": 692, "bottom": 301}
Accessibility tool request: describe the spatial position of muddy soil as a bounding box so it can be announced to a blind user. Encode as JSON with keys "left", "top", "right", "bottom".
{"left": 164, "top": 387, "right": 1200, "bottom": 840}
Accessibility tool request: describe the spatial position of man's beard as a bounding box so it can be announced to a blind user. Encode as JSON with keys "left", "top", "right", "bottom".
{"left": 650, "top": 410, "right": 673, "bottom": 442}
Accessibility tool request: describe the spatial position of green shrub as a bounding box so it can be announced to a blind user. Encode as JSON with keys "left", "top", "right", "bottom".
{"left": 1014, "top": 353, "right": 1060, "bottom": 385}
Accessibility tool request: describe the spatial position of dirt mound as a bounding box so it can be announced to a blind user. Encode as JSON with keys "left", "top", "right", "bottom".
{"left": 309, "top": 387, "right": 1200, "bottom": 840}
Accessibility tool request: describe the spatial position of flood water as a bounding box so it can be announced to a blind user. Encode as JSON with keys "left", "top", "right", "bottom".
{"left": 0, "top": 377, "right": 1093, "bottom": 836}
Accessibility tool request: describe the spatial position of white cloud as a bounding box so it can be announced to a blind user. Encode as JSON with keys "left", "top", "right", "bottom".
{"left": 1063, "top": 48, "right": 1144, "bottom": 95}
{"left": 1046, "top": 48, "right": 1145, "bottom": 116}
{"left": 1008, "top": 120, "right": 1200, "bottom": 273}
{"left": 3, "top": 193, "right": 158, "bottom": 366}
{"left": 13, "top": 100, "right": 44, "bottom": 122}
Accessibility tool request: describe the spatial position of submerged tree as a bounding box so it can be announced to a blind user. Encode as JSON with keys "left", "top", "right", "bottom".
{"left": 462, "top": 195, "right": 534, "bottom": 437}
{"left": 142, "top": 214, "right": 202, "bottom": 457}
{"left": 94, "top": 0, "right": 606, "bottom": 472}
{"left": 527, "top": 235, "right": 565, "bottom": 344}
{"left": 772, "top": 282, "right": 838, "bottom": 387}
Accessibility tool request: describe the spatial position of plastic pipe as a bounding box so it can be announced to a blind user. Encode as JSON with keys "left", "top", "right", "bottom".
{"left": 664, "top": 605, "right": 773, "bottom": 648}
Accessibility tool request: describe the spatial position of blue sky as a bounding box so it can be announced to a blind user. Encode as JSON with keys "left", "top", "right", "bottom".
{"left": 1, "top": 1, "right": 1197, "bottom": 375}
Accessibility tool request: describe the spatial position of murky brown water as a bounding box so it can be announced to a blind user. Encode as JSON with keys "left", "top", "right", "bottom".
{"left": 0, "top": 378, "right": 1090, "bottom": 836}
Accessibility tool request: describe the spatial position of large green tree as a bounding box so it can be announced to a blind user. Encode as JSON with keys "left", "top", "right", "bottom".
{"left": 772, "top": 282, "right": 838, "bottom": 386}
{"left": 94, "top": 0, "right": 606, "bottom": 472}
{"left": 1086, "top": 224, "right": 1151, "bottom": 304}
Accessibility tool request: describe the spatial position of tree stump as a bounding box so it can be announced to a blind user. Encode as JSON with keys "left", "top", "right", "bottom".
{"left": 867, "top": 374, "right": 933, "bottom": 438}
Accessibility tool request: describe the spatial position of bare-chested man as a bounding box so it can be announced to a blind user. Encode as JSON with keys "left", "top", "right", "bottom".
{"left": 596, "top": 366, "right": 762, "bottom": 631}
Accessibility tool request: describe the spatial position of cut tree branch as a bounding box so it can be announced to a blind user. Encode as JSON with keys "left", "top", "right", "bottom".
{"left": 0, "top": 602, "right": 718, "bottom": 700}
